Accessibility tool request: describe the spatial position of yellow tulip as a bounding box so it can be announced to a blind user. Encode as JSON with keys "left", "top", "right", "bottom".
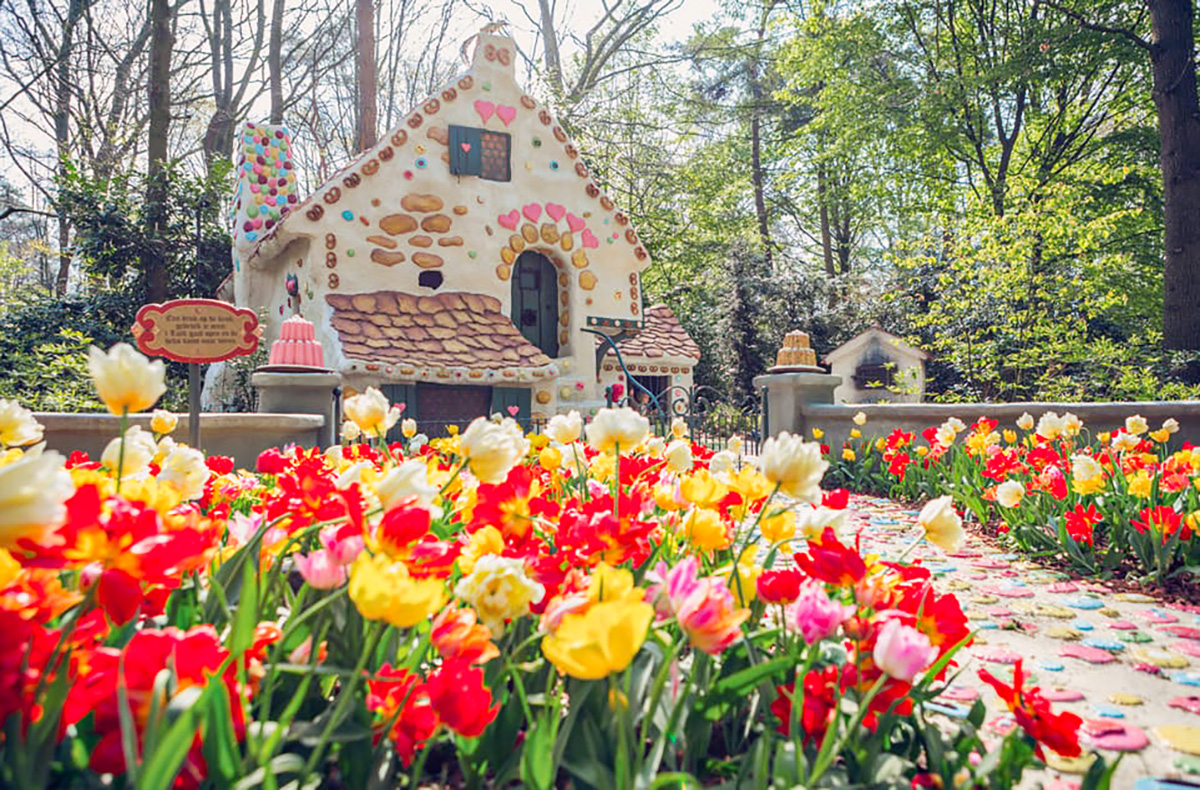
{"left": 682, "top": 508, "right": 730, "bottom": 552}
{"left": 539, "top": 445, "right": 563, "bottom": 471}
{"left": 680, "top": 469, "right": 728, "bottom": 507}
{"left": 349, "top": 552, "right": 447, "bottom": 628}
{"left": 760, "top": 509, "right": 796, "bottom": 545}
{"left": 842, "top": 448, "right": 856, "bottom": 461}
{"left": 542, "top": 597, "right": 653, "bottom": 680}
{"left": 1126, "top": 470, "right": 1151, "bottom": 498}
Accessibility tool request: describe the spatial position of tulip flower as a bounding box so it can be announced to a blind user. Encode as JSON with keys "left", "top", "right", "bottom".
{"left": 88, "top": 343, "right": 166, "bottom": 416}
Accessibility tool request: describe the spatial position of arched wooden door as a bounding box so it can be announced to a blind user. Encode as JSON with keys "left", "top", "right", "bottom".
{"left": 511, "top": 251, "right": 559, "bottom": 358}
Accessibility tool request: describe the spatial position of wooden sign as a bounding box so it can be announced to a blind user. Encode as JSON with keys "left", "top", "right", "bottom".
{"left": 132, "top": 299, "right": 260, "bottom": 364}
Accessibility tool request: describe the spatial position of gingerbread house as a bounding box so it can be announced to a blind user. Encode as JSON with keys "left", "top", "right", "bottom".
{"left": 597, "top": 305, "right": 699, "bottom": 410}
{"left": 217, "top": 26, "right": 695, "bottom": 429}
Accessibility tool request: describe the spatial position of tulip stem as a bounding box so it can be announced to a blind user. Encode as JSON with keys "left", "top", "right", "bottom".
{"left": 808, "top": 673, "right": 888, "bottom": 786}
{"left": 438, "top": 459, "right": 467, "bottom": 497}
{"left": 299, "top": 620, "right": 384, "bottom": 779}
{"left": 115, "top": 408, "right": 128, "bottom": 493}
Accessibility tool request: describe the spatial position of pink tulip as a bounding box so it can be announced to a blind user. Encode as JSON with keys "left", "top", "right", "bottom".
{"left": 294, "top": 549, "right": 348, "bottom": 589}
{"left": 872, "top": 616, "right": 938, "bottom": 682}
{"left": 320, "top": 524, "right": 365, "bottom": 565}
{"left": 648, "top": 558, "right": 749, "bottom": 655}
{"left": 787, "top": 582, "right": 855, "bottom": 644}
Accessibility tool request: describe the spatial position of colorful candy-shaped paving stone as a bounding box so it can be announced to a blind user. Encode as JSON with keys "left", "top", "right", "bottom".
{"left": 1065, "top": 597, "right": 1104, "bottom": 610}
{"left": 1082, "top": 638, "right": 1126, "bottom": 651}
{"left": 1133, "top": 647, "right": 1191, "bottom": 669}
{"left": 1060, "top": 644, "right": 1117, "bottom": 663}
{"left": 1156, "top": 725, "right": 1200, "bottom": 755}
{"left": 1168, "top": 696, "right": 1200, "bottom": 714}
{"left": 1110, "top": 693, "right": 1143, "bottom": 705}
{"left": 1173, "top": 672, "right": 1200, "bottom": 686}
{"left": 1081, "top": 720, "right": 1150, "bottom": 751}
{"left": 1162, "top": 626, "right": 1200, "bottom": 640}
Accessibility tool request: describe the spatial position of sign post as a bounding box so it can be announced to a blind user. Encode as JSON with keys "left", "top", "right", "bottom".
{"left": 132, "top": 298, "right": 260, "bottom": 450}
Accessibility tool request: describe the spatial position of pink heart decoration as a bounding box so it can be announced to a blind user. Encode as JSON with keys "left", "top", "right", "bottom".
{"left": 498, "top": 210, "right": 520, "bottom": 230}
{"left": 507, "top": 405, "right": 519, "bottom": 416}
{"left": 565, "top": 213, "right": 586, "bottom": 232}
{"left": 474, "top": 100, "right": 495, "bottom": 124}
{"left": 545, "top": 203, "right": 566, "bottom": 222}
{"left": 394, "top": 402, "right": 406, "bottom": 414}
{"left": 496, "top": 105, "right": 517, "bottom": 126}
{"left": 460, "top": 142, "right": 472, "bottom": 152}
{"left": 522, "top": 203, "right": 542, "bottom": 223}
{"left": 581, "top": 229, "right": 599, "bottom": 248}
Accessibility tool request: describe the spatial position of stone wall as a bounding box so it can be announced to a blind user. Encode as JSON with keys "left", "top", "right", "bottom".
{"left": 36, "top": 413, "right": 325, "bottom": 470}
{"left": 804, "top": 401, "right": 1200, "bottom": 452}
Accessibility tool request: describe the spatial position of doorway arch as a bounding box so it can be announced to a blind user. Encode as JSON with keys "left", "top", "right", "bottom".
{"left": 511, "top": 250, "right": 559, "bottom": 358}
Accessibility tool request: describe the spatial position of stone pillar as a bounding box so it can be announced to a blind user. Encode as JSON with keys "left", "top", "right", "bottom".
{"left": 251, "top": 370, "right": 342, "bottom": 448}
{"left": 754, "top": 371, "right": 842, "bottom": 438}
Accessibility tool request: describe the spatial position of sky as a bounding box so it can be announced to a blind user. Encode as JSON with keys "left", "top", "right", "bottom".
{"left": 0, "top": 0, "right": 727, "bottom": 205}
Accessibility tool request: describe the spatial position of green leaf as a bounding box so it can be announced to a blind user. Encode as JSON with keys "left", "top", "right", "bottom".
{"left": 138, "top": 684, "right": 209, "bottom": 790}
{"left": 229, "top": 549, "right": 261, "bottom": 656}
{"left": 520, "top": 722, "right": 557, "bottom": 790}
{"left": 202, "top": 679, "right": 242, "bottom": 789}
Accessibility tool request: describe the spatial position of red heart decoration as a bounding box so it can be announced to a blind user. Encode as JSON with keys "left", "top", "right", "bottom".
{"left": 460, "top": 142, "right": 472, "bottom": 152}
{"left": 498, "top": 210, "right": 520, "bottom": 230}
{"left": 507, "top": 405, "right": 519, "bottom": 416}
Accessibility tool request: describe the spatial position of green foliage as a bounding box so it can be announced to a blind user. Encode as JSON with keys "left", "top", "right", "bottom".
{"left": 59, "top": 161, "right": 233, "bottom": 302}
{"left": 0, "top": 328, "right": 101, "bottom": 411}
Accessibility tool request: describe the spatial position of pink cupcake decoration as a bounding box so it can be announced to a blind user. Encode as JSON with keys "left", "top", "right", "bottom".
{"left": 268, "top": 315, "right": 325, "bottom": 368}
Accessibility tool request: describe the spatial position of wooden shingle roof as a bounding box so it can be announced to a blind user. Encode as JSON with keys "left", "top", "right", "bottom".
{"left": 326, "top": 291, "right": 556, "bottom": 375}
{"left": 603, "top": 304, "right": 700, "bottom": 362}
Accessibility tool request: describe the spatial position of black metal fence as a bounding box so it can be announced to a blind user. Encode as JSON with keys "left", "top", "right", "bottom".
{"left": 380, "top": 389, "right": 763, "bottom": 455}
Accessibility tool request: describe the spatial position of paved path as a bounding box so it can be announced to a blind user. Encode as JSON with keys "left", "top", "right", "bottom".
{"left": 847, "top": 495, "right": 1200, "bottom": 790}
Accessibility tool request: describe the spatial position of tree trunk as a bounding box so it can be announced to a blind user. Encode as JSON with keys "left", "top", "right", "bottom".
{"left": 818, "top": 161, "right": 834, "bottom": 276}
{"left": 537, "top": 0, "right": 564, "bottom": 97}
{"left": 269, "top": 0, "right": 285, "bottom": 124}
{"left": 748, "top": 4, "right": 775, "bottom": 272}
{"left": 146, "top": 0, "right": 174, "bottom": 304}
{"left": 1150, "top": 0, "right": 1200, "bottom": 349}
{"left": 355, "top": 0, "right": 377, "bottom": 152}
{"left": 53, "top": 0, "right": 86, "bottom": 296}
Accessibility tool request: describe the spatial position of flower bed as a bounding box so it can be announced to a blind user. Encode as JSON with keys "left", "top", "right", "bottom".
{"left": 0, "top": 345, "right": 1117, "bottom": 788}
{"left": 824, "top": 411, "right": 1200, "bottom": 586}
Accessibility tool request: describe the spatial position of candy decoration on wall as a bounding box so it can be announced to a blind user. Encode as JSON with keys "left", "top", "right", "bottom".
{"left": 234, "top": 122, "right": 295, "bottom": 246}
